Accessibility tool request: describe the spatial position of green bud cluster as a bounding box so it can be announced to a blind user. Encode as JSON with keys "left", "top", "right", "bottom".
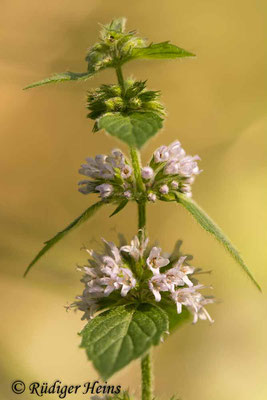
{"left": 85, "top": 17, "right": 146, "bottom": 74}
{"left": 87, "top": 79, "right": 165, "bottom": 131}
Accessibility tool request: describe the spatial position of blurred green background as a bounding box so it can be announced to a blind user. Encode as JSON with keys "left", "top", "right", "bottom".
{"left": 1, "top": 0, "right": 266, "bottom": 399}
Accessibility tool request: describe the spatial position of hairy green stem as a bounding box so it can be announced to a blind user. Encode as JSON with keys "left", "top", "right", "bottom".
{"left": 138, "top": 202, "right": 146, "bottom": 231}
{"left": 130, "top": 147, "right": 145, "bottom": 194}
{"left": 115, "top": 62, "right": 153, "bottom": 400}
{"left": 115, "top": 64, "right": 125, "bottom": 96}
{"left": 141, "top": 352, "right": 153, "bottom": 400}
{"left": 130, "top": 147, "right": 146, "bottom": 239}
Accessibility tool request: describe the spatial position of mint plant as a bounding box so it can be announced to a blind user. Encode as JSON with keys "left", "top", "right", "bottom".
{"left": 24, "top": 18, "right": 260, "bottom": 400}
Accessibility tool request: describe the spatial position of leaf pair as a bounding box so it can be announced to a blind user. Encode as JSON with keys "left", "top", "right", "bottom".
{"left": 80, "top": 303, "right": 190, "bottom": 380}
{"left": 24, "top": 195, "right": 260, "bottom": 292}
{"left": 23, "top": 42, "right": 195, "bottom": 90}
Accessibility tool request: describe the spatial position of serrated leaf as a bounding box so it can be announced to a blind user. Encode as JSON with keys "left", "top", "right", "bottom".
{"left": 98, "top": 112, "right": 163, "bottom": 148}
{"left": 175, "top": 192, "right": 261, "bottom": 291}
{"left": 80, "top": 303, "right": 168, "bottom": 379}
{"left": 23, "top": 71, "right": 93, "bottom": 90}
{"left": 109, "top": 199, "right": 128, "bottom": 217}
{"left": 24, "top": 201, "right": 104, "bottom": 277}
{"left": 128, "top": 42, "right": 195, "bottom": 61}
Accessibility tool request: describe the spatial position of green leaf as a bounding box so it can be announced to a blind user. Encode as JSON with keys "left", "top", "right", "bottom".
{"left": 175, "top": 193, "right": 261, "bottom": 291}
{"left": 80, "top": 303, "right": 168, "bottom": 379}
{"left": 23, "top": 71, "right": 93, "bottom": 90}
{"left": 98, "top": 112, "right": 163, "bottom": 148}
{"left": 109, "top": 199, "right": 128, "bottom": 217}
{"left": 24, "top": 201, "right": 104, "bottom": 277}
{"left": 128, "top": 42, "right": 195, "bottom": 61}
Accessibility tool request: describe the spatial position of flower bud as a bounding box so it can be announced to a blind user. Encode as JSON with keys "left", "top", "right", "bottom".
{"left": 95, "top": 183, "right": 113, "bottom": 198}
{"left": 129, "top": 97, "right": 142, "bottom": 108}
{"left": 148, "top": 192, "right": 157, "bottom": 202}
{"left": 120, "top": 164, "right": 132, "bottom": 179}
{"left": 141, "top": 166, "right": 154, "bottom": 180}
{"left": 171, "top": 181, "right": 179, "bottom": 189}
{"left": 159, "top": 184, "right": 169, "bottom": 194}
{"left": 154, "top": 146, "right": 170, "bottom": 163}
{"left": 124, "top": 190, "right": 132, "bottom": 199}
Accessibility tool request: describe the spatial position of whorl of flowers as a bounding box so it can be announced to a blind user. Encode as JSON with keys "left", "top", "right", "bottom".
{"left": 85, "top": 18, "right": 146, "bottom": 75}
{"left": 78, "top": 140, "right": 200, "bottom": 201}
{"left": 87, "top": 79, "right": 165, "bottom": 132}
{"left": 144, "top": 140, "right": 201, "bottom": 201}
{"left": 71, "top": 233, "right": 215, "bottom": 324}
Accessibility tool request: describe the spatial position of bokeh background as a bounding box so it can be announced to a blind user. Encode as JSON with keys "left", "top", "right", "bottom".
{"left": 1, "top": 1, "right": 266, "bottom": 399}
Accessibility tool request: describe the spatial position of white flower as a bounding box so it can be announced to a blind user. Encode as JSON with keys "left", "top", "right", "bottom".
{"left": 171, "top": 181, "right": 179, "bottom": 190}
{"left": 184, "top": 176, "right": 195, "bottom": 184}
{"left": 180, "top": 183, "right": 191, "bottom": 194}
{"left": 78, "top": 181, "right": 97, "bottom": 195}
{"left": 120, "top": 164, "right": 132, "bottom": 179}
{"left": 192, "top": 298, "right": 215, "bottom": 324}
{"left": 159, "top": 184, "right": 169, "bottom": 194}
{"left": 164, "top": 161, "right": 179, "bottom": 175}
{"left": 80, "top": 155, "right": 114, "bottom": 180}
{"left": 148, "top": 192, "right": 157, "bottom": 202}
{"left": 121, "top": 233, "right": 149, "bottom": 261}
{"left": 118, "top": 268, "right": 137, "bottom": 297}
{"left": 95, "top": 183, "right": 113, "bottom": 198}
{"left": 168, "top": 141, "right": 185, "bottom": 160}
{"left": 177, "top": 156, "right": 200, "bottom": 177}
{"left": 110, "top": 149, "right": 125, "bottom": 166}
{"left": 171, "top": 286, "right": 198, "bottom": 313}
{"left": 165, "top": 256, "right": 194, "bottom": 289}
{"left": 171, "top": 284, "right": 215, "bottom": 323}
{"left": 141, "top": 166, "right": 154, "bottom": 180}
{"left": 72, "top": 295, "right": 99, "bottom": 320}
{"left": 99, "top": 274, "right": 121, "bottom": 296}
{"left": 148, "top": 274, "right": 168, "bottom": 302}
{"left": 124, "top": 190, "right": 132, "bottom": 199}
{"left": 146, "top": 247, "right": 170, "bottom": 274}
{"left": 154, "top": 145, "right": 170, "bottom": 163}
{"left": 102, "top": 238, "right": 122, "bottom": 265}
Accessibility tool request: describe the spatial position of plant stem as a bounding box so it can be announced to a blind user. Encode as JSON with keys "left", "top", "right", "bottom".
{"left": 130, "top": 147, "right": 145, "bottom": 194}
{"left": 141, "top": 352, "right": 153, "bottom": 400}
{"left": 115, "top": 64, "right": 125, "bottom": 96}
{"left": 130, "top": 147, "right": 146, "bottom": 239}
{"left": 114, "top": 62, "right": 154, "bottom": 400}
{"left": 138, "top": 201, "right": 146, "bottom": 231}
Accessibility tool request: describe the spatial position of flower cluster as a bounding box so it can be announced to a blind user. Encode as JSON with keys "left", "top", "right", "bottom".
{"left": 87, "top": 80, "right": 164, "bottom": 132}
{"left": 143, "top": 140, "right": 201, "bottom": 201}
{"left": 70, "top": 234, "right": 215, "bottom": 324}
{"left": 78, "top": 141, "right": 201, "bottom": 203}
{"left": 85, "top": 18, "right": 146, "bottom": 75}
{"left": 78, "top": 149, "right": 134, "bottom": 200}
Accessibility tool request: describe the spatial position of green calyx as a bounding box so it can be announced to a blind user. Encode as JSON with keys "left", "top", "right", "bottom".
{"left": 85, "top": 17, "right": 147, "bottom": 73}
{"left": 87, "top": 79, "right": 165, "bottom": 132}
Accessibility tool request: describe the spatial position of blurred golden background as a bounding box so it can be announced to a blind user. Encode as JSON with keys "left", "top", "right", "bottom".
{"left": 1, "top": 0, "right": 266, "bottom": 399}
